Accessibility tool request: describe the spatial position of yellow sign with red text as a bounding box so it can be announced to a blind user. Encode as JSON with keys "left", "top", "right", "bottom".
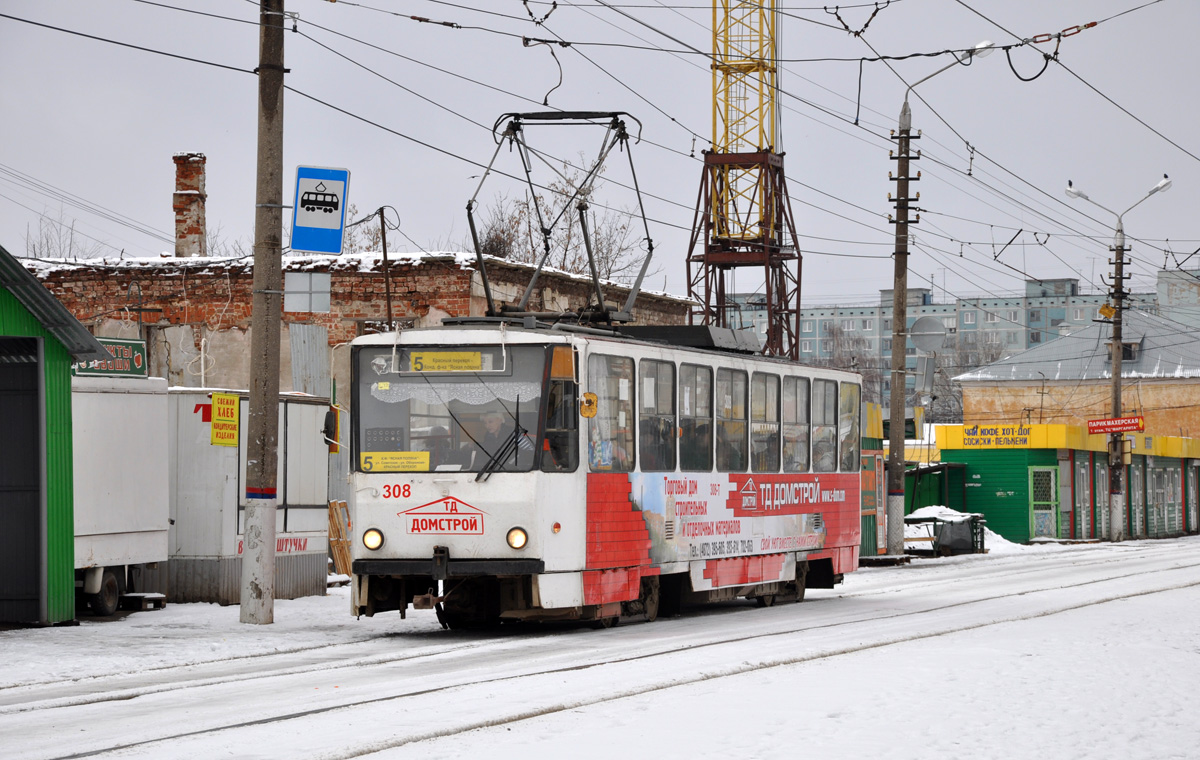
{"left": 211, "top": 393, "right": 240, "bottom": 447}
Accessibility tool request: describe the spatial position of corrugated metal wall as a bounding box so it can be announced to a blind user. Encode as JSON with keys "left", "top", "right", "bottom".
{"left": 941, "top": 449, "right": 1057, "bottom": 544}
{"left": 289, "top": 324, "right": 329, "bottom": 396}
{"left": 168, "top": 553, "right": 327, "bottom": 605}
{"left": 0, "top": 290, "right": 76, "bottom": 624}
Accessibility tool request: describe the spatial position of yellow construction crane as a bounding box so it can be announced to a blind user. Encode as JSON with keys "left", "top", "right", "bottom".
{"left": 689, "top": 1, "right": 800, "bottom": 359}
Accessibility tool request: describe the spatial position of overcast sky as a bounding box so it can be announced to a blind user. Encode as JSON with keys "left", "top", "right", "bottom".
{"left": 1, "top": 0, "right": 1196, "bottom": 307}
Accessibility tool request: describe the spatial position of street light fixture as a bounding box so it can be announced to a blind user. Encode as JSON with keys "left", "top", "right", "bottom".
{"left": 1065, "top": 174, "right": 1172, "bottom": 542}
{"left": 885, "top": 40, "right": 993, "bottom": 556}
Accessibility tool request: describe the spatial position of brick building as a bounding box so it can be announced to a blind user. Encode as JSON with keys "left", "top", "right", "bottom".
{"left": 24, "top": 252, "right": 690, "bottom": 397}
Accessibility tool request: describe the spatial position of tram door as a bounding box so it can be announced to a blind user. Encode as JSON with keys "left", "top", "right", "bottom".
{"left": 1029, "top": 467, "right": 1058, "bottom": 538}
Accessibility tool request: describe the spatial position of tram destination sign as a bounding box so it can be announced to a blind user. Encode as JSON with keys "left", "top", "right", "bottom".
{"left": 1087, "top": 416, "right": 1145, "bottom": 435}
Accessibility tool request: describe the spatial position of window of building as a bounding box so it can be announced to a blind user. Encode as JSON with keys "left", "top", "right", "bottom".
{"left": 882, "top": 338, "right": 892, "bottom": 351}
{"left": 1030, "top": 309, "right": 1042, "bottom": 322}
{"left": 962, "top": 311, "right": 976, "bottom": 325}
{"left": 587, "top": 354, "right": 635, "bottom": 472}
{"left": 782, "top": 377, "right": 809, "bottom": 473}
{"left": 802, "top": 320, "right": 814, "bottom": 332}
{"left": 862, "top": 319, "right": 873, "bottom": 331}
{"left": 284, "top": 272, "right": 332, "bottom": 313}
{"left": 811, "top": 379, "right": 838, "bottom": 473}
{"left": 1006, "top": 331, "right": 1019, "bottom": 343}
{"left": 820, "top": 339, "right": 833, "bottom": 353}
{"left": 841, "top": 319, "right": 854, "bottom": 331}
{"left": 986, "top": 332, "right": 1001, "bottom": 344}
{"left": 942, "top": 317, "right": 956, "bottom": 329}
{"left": 985, "top": 311, "right": 998, "bottom": 323}
{"left": 638, "top": 359, "right": 675, "bottom": 472}
{"left": 751, "top": 373, "right": 780, "bottom": 473}
{"left": 882, "top": 319, "right": 892, "bottom": 331}
{"left": 801, "top": 340, "right": 813, "bottom": 353}
{"left": 820, "top": 320, "right": 832, "bottom": 332}
{"left": 965, "top": 332, "right": 977, "bottom": 345}
{"left": 1030, "top": 331, "right": 1042, "bottom": 344}
{"left": 1073, "top": 308, "right": 1084, "bottom": 320}
{"left": 1007, "top": 310, "right": 1019, "bottom": 322}
{"left": 716, "top": 368, "right": 748, "bottom": 472}
{"left": 679, "top": 364, "right": 712, "bottom": 472}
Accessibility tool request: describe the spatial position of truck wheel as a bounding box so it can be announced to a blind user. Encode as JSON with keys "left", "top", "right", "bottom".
{"left": 88, "top": 568, "right": 122, "bottom": 617}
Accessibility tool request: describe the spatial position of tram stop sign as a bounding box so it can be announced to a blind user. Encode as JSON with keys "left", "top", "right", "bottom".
{"left": 291, "top": 165, "right": 351, "bottom": 254}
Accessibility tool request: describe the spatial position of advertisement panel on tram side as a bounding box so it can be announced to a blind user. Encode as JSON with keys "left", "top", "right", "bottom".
{"left": 622, "top": 472, "right": 860, "bottom": 565}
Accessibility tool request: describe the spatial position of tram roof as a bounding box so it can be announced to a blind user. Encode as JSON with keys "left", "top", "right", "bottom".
{"left": 350, "top": 321, "right": 862, "bottom": 379}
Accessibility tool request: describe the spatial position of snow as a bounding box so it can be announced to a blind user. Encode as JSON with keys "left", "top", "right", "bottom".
{"left": 3, "top": 538, "right": 1199, "bottom": 759}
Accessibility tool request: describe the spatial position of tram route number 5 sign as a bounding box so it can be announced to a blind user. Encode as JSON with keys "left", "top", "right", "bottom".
{"left": 291, "top": 165, "right": 351, "bottom": 254}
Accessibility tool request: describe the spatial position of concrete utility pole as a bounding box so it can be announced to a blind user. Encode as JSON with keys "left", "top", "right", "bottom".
{"left": 885, "top": 100, "right": 916, "bottom": 556}
{"left": 241, "top": 0, "right": 285, "bottom": 625}
{"left": 885, "top": 40, "right": 994, "bottom": 555}
{"left": 379, "top": 206, "right": 393, "bottom": 330}
{"left": 1109, "top": 227, "right": 1128, "bottom": 541}
{"left": 1066, "top": 175, "right": 1171, "bottom": 542}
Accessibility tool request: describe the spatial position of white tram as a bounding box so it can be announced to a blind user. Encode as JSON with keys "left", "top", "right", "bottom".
{"left": 348, "top": 321, "right": 863, "bottom": 628}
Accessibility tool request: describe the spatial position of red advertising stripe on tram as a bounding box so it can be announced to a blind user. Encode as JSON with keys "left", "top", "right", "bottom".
{"left": 725, "top": 473, "right": 860, "bottom": 517}
{"left": 701, "top": 553, "right": 788, "bottom": 587}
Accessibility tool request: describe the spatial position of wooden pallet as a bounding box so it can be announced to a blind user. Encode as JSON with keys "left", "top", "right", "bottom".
{"left": 328, "top": 500, "right": 353, "bottom": 577}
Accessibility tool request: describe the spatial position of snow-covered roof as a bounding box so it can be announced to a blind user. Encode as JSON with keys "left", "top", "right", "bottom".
{"left": 954, "top": 309, "right": 1200, "bottom": 383}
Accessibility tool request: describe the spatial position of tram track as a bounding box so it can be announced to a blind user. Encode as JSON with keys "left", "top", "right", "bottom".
{"left": 2, "top": 542, "right": 1189, "bottom": 717}
{"left": 8, "top": 543, "right": 1199, "bottom": 760}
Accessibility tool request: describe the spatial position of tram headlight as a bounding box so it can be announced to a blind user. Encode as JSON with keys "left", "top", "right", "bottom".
{"left": 506, "top": 527, "right": 528, "bottom": 550}
{"left": 362, "top": 528, "right": 385, "bottom": 551}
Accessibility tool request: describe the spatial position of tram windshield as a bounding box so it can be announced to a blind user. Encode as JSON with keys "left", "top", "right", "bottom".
{"left": 354, "top": 344, "right": 548, "bottom": 474}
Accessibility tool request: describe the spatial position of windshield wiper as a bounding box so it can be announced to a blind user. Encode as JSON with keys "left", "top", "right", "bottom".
{"left": 476, "top": 395, "right": 528, "bottom": 482}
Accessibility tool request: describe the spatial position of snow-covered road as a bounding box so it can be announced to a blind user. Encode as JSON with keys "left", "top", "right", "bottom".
{"left": 4, "top": 537, "right": 1199, "bottom": 759}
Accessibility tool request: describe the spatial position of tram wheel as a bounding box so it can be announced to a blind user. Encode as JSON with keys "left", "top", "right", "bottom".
{"left": 591, "top": 615, "right": 619, "bottom": 629}
{"left": 755, "top": 593, "right": 776, "bottom": 608}
{"left": 641, "top": 577, "right": 660, "bottom": 623}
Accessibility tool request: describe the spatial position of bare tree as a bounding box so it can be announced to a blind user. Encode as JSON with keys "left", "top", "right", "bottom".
{"left": 206, "top": 222, "right": 250, "bottom": 258}
{"left": 24, "top": 205, "right": 107, "bottom": 259}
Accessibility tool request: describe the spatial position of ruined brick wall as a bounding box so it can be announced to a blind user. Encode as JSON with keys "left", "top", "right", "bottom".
{"left": 29, "top": 253, "right": 689, "bottom": 391}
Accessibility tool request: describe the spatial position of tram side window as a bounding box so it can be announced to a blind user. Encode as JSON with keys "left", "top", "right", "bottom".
{"left": 679, "top": 364, "right": 713, "bottom": 472}
{"left": 811, "top": 378, "right": 838, "bottom": 473}
{"left": 838, "top": 382, "right": 861, "bottom": 472}
{"left": 639, "top": 360, "right": 676, "bottom": 472}
{"left": 716, "top": 368, "right": 748, "bottom": 472}
{"left": 587, "top": 354, "right": 635, "bottom": 472}
{"left": 782, "top": 377, "right": 810, "bottom": 473}
{"left": 751, "top": 373, "right": 780, "bottom": 473}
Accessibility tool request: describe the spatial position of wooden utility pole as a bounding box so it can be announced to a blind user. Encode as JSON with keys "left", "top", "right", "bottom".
{"left": 241, "top": 0, "right": 285, "bottom": 625}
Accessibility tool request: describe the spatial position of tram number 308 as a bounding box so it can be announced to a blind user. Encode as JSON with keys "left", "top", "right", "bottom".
{"left": 382, "top": 484, "right": 411, "bottom": 499}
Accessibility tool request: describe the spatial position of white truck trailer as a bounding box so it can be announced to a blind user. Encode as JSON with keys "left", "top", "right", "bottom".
{"left": 72, "top": 375, "right": 170, "bottom": 616}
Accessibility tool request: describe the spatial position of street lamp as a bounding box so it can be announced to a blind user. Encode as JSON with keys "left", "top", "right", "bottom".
{"left": 886, "top": 40, "right": 994, "bottom": 556}
{"left": 1065, "top": 174, "right": 1172, "bottom": 542}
